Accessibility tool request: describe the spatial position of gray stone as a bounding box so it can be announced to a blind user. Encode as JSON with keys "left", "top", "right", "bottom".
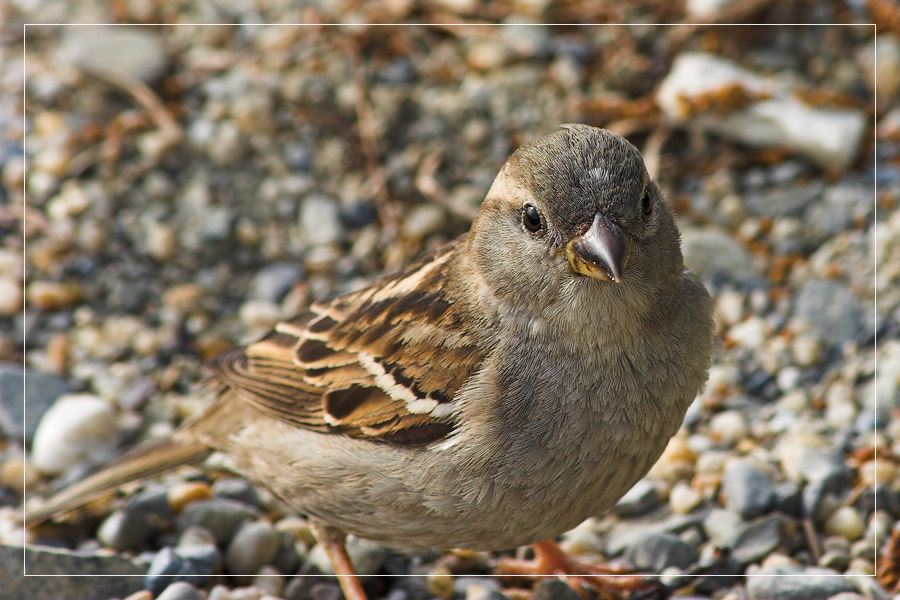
{"left": 744, "top": 183, "right": 823, "bottom": 218}
{"left": 614, "top": 478, "right": 660, "bottom": 517}
{"left": 306, "top": 535, "right": 385, "bottom": 579}
{"left": 225, "top": 520, "right": 279, "bottom": 575}
{"left": 0, "top": 365, "right": 70, "bottom": 443}
{"left": 795, "top": 280, "right": 864, "bottom": 346}
{"left": 1, "top": 543, "right": 143, "bottom": 600}
{"left": 721, "top": 460, "right": 775, "bottom": 519}
{"left": 746, "top": 565, "right": 855, "bottom": 600}
{"left": 531, "top": 579, "right": 581, "bottom": 600}
{"left": 300, "top": 195, "right": 342, "bottom": 246}
{"left": 251, "top": 263, "right": 304, "bottom": 303}
{"left": 272, "top": 530, "right": 301, "bottom": 576}
{"left": 626, "top": 532, "right": 698, "bottom": 571}
{"left": 309, "top": 582, "right": 343, "bottom": 600}
{"left": 681, "top": 228, "right": 754, "bottom": 282}
{"left": 703, "top": 508, "right": 746, "bottom": 547}
{"left": 146, "top": 544, "right": 220, "bottom": 596}
{"left": 731, "top": 514, "right": 799, "bottom": 567}
{"left": 156, "top": 581, "right": 205, "bottom": 600}
{"left": 55, "top": 26, "right": 168, "bottom": 83}
{"left": 606, "top": 511, "right": 707, "bottom": 556}
{"left": 795, "top": 447, "right": 852, "bottom": 485}
{"left": 98, "top": 508, "right": 154, "bottom": 552}
{"left": 177, "top": 498, "right": 260, "bottom": 545}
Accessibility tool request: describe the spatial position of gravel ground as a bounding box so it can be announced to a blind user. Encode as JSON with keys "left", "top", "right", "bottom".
{"left": 2, "top": 2, "right": 899, "bottom": 600}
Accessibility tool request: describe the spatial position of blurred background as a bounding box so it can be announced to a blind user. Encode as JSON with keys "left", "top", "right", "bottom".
{"left": 1, "top": 2, "right": 898, "bottom": 600}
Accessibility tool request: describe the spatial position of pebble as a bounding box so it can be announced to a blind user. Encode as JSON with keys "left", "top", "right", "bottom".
{"left": 0, "top": 276, "right": 22, "bottom": 315}
{"left": 727, "top": 316, "right": 768, "bottom": 350}
{"left": 746, "top": 565, "right": 856, "bottom": 600}
{"left": 795, "top": 279, "right": 863, "bottom": 346}
{"left": 402, "top": 204, "right": 446, "bottom": 240}
{"left": 613, "top": 478, "right": 660, "bottom": 517}
{"left": 721, "top": 460, "right": 774, "bottom": 519}
{"left": 226, "top": 520, "right": 280, "bottom": 575}
{"left": 55, "top": 26, "right": 168, "bottom": 83}
{"left": 680, "top": 228, "right": 754, "bottom": 283}
{"left": 703, "top": 508, "right": 746, "bottom": 547}
{"left": 145, "top": 221, "right": 177, "bottom": 261}
{"left": 426, "top": 566, "right": 454, "bottom": 599}
{"left": 156, "top": 582, "right": 205, "bottom": 600}
{"left": 626, "top": 532, "right": 698, "bottom": 571}
{"left": 251, "top": 263, "right": 304, "bottom": 303}
{"left": 145, "top": 545, "right": 220, "bottom": 596}
{"left": 162, "top": 283, "right": 204, "bottom": 313}
{"left": 0, "top": 365, "right": 70, "bottom": 443}
{"left": 177, "top": 498, "right": 261, "bottom": 545}
{"left": 253, "top": 565, "right": 285, "bottom": 597}
{"left": 824, "top": 506, "right": 864, "bottom": 541}
{"left": 731, "top": 514, "right": 798, "bottom": 567}
{"left": 27, "top": 281, "right": 82, "bottom": 310}
{"left": 709, "top": 410, "right": 749, "bottom": 446}
{"left": 306, "top": 535, "right": 386, "bottom": 579}
{"left": 239, "top": 300, "right": 283, "bottom": 330}
{"left": 30, "top": 393, "right": 118, "bottom": 475}
{"left": 98, "top": 509, "right": 154, "bottom": 552}
{"left": 669, "top": 481, "right": 703, "bottom": 515}
{"left": 300, "top": 195, "right": 342, "bottom": 246}
{"left": 168, "top": 481, "right": 213, "bottom": 513}
{"left": 531, "top": 579, "right": 580, "bottom": 600}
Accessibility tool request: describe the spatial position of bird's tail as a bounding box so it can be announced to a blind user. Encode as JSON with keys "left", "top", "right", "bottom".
{"left": 25, "top": 437, "right": 212, "bottom": 527}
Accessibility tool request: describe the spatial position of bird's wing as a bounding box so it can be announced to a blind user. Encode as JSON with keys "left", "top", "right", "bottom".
{"left": 208, "top": 241, "right": 485, "bottom": 446}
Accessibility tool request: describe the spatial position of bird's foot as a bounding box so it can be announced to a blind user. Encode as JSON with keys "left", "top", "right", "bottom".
{"left": 495, "top": 540, "right": 660, "bottom": 600}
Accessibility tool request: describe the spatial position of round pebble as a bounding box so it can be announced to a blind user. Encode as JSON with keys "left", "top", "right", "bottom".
{"left": 824, "top": 506, "right": 864, "bottom": 541}
{"left": 0, "top": 276, "right": 22, "bottom": 315}
{"left": 226, "top": 520, "right": 280, "bottom": 575}
{"left": 709, "top": 410, "right": 749, "bottom": 446}
{"left": 27, "top": 281, "right": 82, "bottom": 310}
{"left": 721, "top": 460, "right": 774, "bottom": 519}
{"left": 156, "top": 581, "right": 205, "bottom": 600}
{"left": 30, "top": 394, "right": 118, "bottom": 475}
{"left": 669, "top": 481, "right": 703, "bottom": 514}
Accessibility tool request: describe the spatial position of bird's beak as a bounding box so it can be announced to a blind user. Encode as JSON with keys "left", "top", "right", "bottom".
{"left": 566, "top": 212, "right": 631, "bottom": 283}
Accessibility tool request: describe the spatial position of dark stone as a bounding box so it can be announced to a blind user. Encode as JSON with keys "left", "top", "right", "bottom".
{"left": 532, "top": 579, "right": 581, "bottom": 600}
{"left": 145, "top": 544, "right": 219, "bottom": 596}
{"left": 722, "top": 461, "right": 775, "bottom": 519}
{"left": 731, "top": 514, "right": 799, "bottom": 567}
{"left": 176, "top": 498, "right": 260, "bottom": 545}
{"left": 1, "top": 543, "right": 144, "bottom": 600}
{"left": 0, "top": 365, "right": 70, "bottom": 443}
{"left": 626, "top": 533, "right": 698, "bottom": 571}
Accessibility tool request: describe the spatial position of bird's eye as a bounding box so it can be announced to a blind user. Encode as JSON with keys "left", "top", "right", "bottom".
{"left": 522, "top": 204, "right": 544, "bottom": 234}
{"left": 641, "top": 190, "right": 652, "bottom": 216}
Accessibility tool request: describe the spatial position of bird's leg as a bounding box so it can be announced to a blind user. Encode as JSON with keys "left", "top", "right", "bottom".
{"left": 310, "top": 522, "right": 368, "bottom": 600}
{"left": 496, "top": 540, "right": 651, "bottom": 597}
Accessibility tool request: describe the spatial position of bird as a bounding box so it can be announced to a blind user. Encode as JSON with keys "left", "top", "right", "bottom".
{"left": 26, "top": 124, "right": 715, "bottom": 600}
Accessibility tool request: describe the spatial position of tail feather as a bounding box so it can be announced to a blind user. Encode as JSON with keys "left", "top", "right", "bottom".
{"left": 25, "top": 438, "right": 212, "bottom": 527}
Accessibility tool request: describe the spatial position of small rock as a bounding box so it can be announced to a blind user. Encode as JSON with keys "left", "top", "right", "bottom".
{"left": 251, "top": 263, "right": 304, "bottom": 303}
{"left": 0, "top": 276, "right": 22, "bottom": 315}
{"left": 703, "top": 508, "right": 746, "bottom": 547}
{"left": 402, "top": 204, "right": 446, "bottom": 240}
{"left": 795, "top": 280, "right": 863, "bottom": 346}
{"left": 626, "top": 533, "right": 698, "bottom": 571}
{"left": 426, "top": 566, "right": 454, "bottom": 599}
{"left": 709, "top": 410, "right": 749, "bottom": 445}
{"left": 253, "top": 565, "right": 284, "bottom": 597}
{"left": 669, "top": 481, "right": 703, "bottom": 515}
{"left": 30, "top": 394, "right": 118, "bottom": 475}
{"left": 168, "top": 481, "right": 213, "bottom": 513}
{"left": 680, "top": 228, "right": 754, "bottom": 283}
{"left": 721, "top": 460, "right": 774, "bottom": 519}
{"left": 145, "top": 221, "right": 177, "bottom": 261}
{"left": 239, "top": 300, "right": 283, "bottom": 330}
{"left": 177, "top": 498, "right": 261, "bottom": 545}
{"left": 0, "top": 365, "right": 70, "bottom": 443}
{"left": 56, "top": 26, "right": 167, "bottom": 83}
{"left": 306, "top": 535, "right": 386, "bottom": 579}
{"left": 613, "top": 478, "right": 660, "bottom": 517}
{"left": 145, "top": 545, "right": 219, "bottom": 596}
{"left": 226, "top": 520, "right": 280, "bottom": 575}
{"left": 300, "top": 195, "right": 342, "bottom": 246}
{"left": 98, "top": 508, "right": 155, "bottom": 552}
{"left": 531, "top": 579, "right": 581, "bottom": 600}
{"left": 27, "top": 281, "right": 82, "bottom": 310}
{"left": 746, "top": 565, "right": 855, "bottom": 600}
{"left": 156, "top": 581, "right": 205, "bottom": 600}
{"left": 824, "top": 507, "right": 864, "bottom": 541}
{"left": 727, "top": 316, "right": 769, "bottom": 351}
{"left": 731, "top": 514, "right": 798, "bottom": 567}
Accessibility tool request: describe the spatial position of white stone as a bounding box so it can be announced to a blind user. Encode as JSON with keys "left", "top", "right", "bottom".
{"left": 709, "top": 410, "right": 749, "bottom": 446}
{"left": 669, "top": 481, "right": 703, "bottom": 515}
{"left": 31, "top": 394, "right": 118, "bottom": 475}
{"left": 657, "top": 53, "right": 867, "bottom": 170}
{"left": 727, "top": 316, "right": 768, "bottom": 350}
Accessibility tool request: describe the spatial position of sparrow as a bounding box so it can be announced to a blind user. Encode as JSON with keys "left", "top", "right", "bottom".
{"left": 27, "top": 125, "right": 714, "bottom": 600}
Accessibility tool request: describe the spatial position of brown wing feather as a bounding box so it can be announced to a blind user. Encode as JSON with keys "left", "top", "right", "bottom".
{"left": 208, "top": 240, "right": 484, "bottom": 445}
